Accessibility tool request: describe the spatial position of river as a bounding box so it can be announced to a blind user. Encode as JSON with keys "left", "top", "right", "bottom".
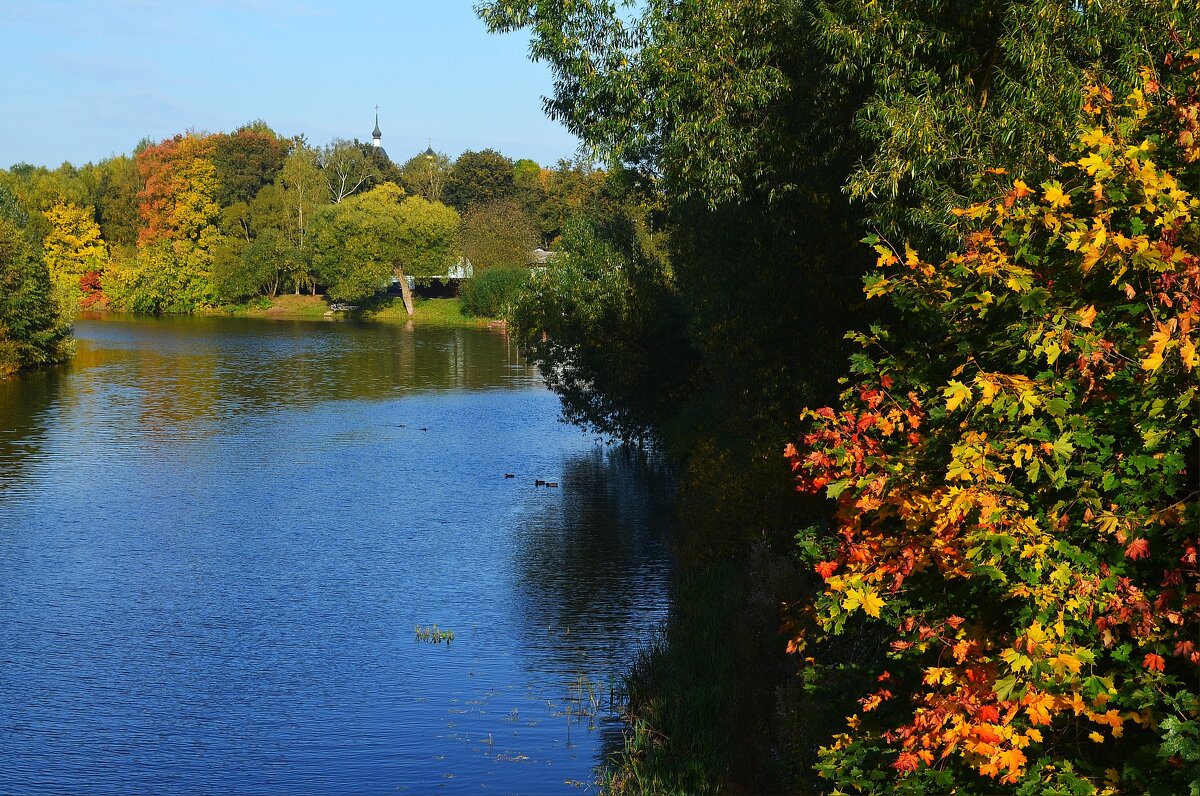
{"left": 0, "top": 315, "right": 673, "bottom": 795}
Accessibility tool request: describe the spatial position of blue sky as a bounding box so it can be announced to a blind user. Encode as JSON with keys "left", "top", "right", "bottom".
{"left": 0, "top": 1, "right": 581, "bottom": 169}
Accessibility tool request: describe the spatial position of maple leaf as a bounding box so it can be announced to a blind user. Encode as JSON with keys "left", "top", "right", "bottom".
{"left": 1143, "top": 653, "right": 1165, "bottom": 672}
{"left": 997, "top": 747, "right": 1027, "bottom": 775}
{"left": 1024, "top": 692, "right": 1055, "bottom": 726}
{"left": 944, "top": 380, "right": 972, "bottom": 412}
{"left": 1042, "top": 181, "right": 1072, "bottom": 209}
{"left": 1125, "top": 538, "right": 1150, "bottom": 560}
{"left": 814, "top": 561, "right": 839, "bottom": 579}
{"left": 892, "top": 752, "right": 920, "bottom": 773}
{"left": 860, "top": 590, "right": 885, "bottom": 618}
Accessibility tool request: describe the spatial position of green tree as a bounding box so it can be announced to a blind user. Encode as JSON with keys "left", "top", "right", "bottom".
{"left": 211, "top": 122, "right": 288, "bottom": 208}
{"left": 212, "top": 227, "right": 297, "bottom": 301}
{"left": 309, "top": 183, "right": 459, "bottom": 313}
{"left": 398, "top": 148, "right": 452, "bottom": 203}
{"left": 319, "top": 138, "right": 381, "bottom": 203}
{"left": 0, "top": 217, "right": 72, "bottom": 375}
{"left": 443, "top": 148, "right": 516, "bottom": 211}
{"left": 279, "top": 140, "right": 328, "bottom": 251}
{"left": 92, "top": 154, "right": 142, "bottom": 250}
{"left": 457, "top": 199, "right": 537, "bottom": 272}
{"left": 511, "top": 215, "right": 698, "bottom": 439}
{"left": 359, "top": 141, "right": 405, "bottom": 187}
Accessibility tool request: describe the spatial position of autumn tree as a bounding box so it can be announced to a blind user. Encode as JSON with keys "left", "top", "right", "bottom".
{"left": 41, "top": 201, "right": 108, "bottom": 312}
{"left": 110, "top": 133, "right": 224, "bottom": 312}
{"left": 136, "top": 133, "right": 221, "bottom": 246}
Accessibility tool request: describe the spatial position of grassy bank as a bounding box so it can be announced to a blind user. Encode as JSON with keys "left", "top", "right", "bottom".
{"left": 215, "top": 294, "right": 497, "bottom": 327}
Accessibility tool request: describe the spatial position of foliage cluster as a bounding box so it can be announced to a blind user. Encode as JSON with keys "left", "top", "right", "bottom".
{"left": 458, "top": 266, "right": 530, "bottom": 319}
{"left": 788, "top": 64, "right": 1200, "bottom": 794}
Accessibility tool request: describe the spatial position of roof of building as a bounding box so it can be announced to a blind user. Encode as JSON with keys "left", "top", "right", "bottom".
{"left": 372, "top": 112, "right": 382, "bottom": 139}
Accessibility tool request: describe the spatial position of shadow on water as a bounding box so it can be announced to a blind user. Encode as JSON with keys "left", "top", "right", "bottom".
{"left": 510, "top": 445, "right": 677, "bottom": 756}
{"left": 513, "top": 445, "right": 675, "bottom": 645}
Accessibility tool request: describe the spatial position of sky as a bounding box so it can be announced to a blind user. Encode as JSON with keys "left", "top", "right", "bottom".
{"left": 0, "top": 1, "right": 582, "bottom": 169}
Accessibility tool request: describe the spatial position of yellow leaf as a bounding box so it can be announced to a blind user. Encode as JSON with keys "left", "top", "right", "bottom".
{"left": 1180, "top": 337, "right": 1197, "bottom": 370}
{"left": 1141, "top": 347, "right": 1165, "bottom": 371}
{"left": 905, "top": 243, "right": 919, "bottom": 267}
{"left": 1042, "top": 182, "right": 1072, "bottom": 209}
{"left": 944, "top": 380, "right": 972, "bottom": 412}
{"left": 1078, "top": 152, "right": 1108, "bottom": 176}
{"left": 1078, "top": 305, "right": 1097, "bottom": 328}
{"left": 1089, "top": 731, "right": 1105, "bottom": 743}
{"left": 860, "top": 591, "right": 885, "bottom": 618}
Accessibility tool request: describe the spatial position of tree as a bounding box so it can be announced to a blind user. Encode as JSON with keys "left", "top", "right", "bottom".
{"left": 0, "top": 217, "right": 72, "bottom": 375}
{"left": 279, "top": 140, "right": 328, "bottom": 251}
{"left": 309, "top": 183, "right": 458, "bottom": 313}
{"left": 537, "top": 158, "right": 608, "bottom": 245}
{"left": 359, "top": 141, "right": 405, "bottom": 187}
{"left": 457, "top": 199, "right": 538, "bottom": 272}
{"left": 318, "top": 138, "right": 381, "bottom": 203}
{"left": 92, "top": 154, "right": 142, "bottom": 250}
{"left": 443, "top": 148, "right": 516, "bottom": 211}
{"left": 511, "top": 214, "right": 698, "bottom": 439}
{"left": 41, "top": 201, "right": 108, "bottom": 312}
{"left": 136, "top": 133, "right": 221, "bottom": 246}
{"left": 211, "top": 228, "right": 297, "bottom": 301}
{"left": 210, "top": 122, "right": 288, "bottom": 208}
{"left": 398, "top": 148, "right": 452, "bottom": 203}
{"left": 104, "top": 238, "right": 217, "bottom": 314}
{"left": 788, "top": 67, "right": 1200, "bottom": 795}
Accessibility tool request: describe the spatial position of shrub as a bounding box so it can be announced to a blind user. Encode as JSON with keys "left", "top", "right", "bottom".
{"left": 459, "top": 266, "right": 530, "bottom": 319}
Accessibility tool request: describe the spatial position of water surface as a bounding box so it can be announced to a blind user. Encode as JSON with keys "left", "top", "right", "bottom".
{"left": 0, "top": 315, "right": 673, "bottom": 794}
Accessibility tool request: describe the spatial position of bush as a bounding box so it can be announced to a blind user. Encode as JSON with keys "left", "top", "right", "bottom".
{"left": 458, "top": 266, "right": 530, "bottom": 319}
{"left": 788, "top": 62, "right": 1200, "bottom": 794}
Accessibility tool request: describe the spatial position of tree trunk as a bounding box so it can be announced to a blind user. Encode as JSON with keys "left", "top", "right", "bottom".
{"left": 395, "top": 265, "right": 415, "bottom": 316}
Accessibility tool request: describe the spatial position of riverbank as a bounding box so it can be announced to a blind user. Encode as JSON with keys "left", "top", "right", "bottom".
{"left": 212, "top": 294, "right": 500, "bottom": 327}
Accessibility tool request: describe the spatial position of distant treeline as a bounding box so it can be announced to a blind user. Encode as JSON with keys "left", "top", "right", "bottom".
{"left": 0, "top": 122, "right": 629, "bottom": 372}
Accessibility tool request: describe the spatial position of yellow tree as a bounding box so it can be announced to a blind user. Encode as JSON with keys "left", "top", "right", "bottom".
{"left": 42, "top": 201, "right": 108, "bottom": 312}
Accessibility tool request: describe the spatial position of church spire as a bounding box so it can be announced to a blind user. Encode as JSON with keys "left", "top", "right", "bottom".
{"left": 372, "top": 106, "right": 382, "bottom": 147}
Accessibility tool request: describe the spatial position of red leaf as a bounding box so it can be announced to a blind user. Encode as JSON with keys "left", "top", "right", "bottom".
{"left": 814, "top": 561, "right": 839, "bottom": 579}
{"left": 1126, "top": 538, "right": 1150, "bottom": 560}
{"left": 1144, "top": 653, "right": 1165, "bottom": 672}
